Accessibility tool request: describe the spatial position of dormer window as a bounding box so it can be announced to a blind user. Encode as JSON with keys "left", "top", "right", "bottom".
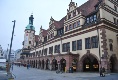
{"left": 94, "top": 15, "right": 97, "bottom": 21}
{"left": 73, "top": 11, "right": 76, "bottom": 17}
{"left": 73, "top": 22, "right": 76, "bottom": 29}
{"left": 65, "top": 26, "right": 68, "bottom": 32}
{"left": 77, "top": 21, "right": 80, "bottom": 27}
{"left": 90, "top": 16, "right": 94, "bottom": 23}
{"left": 69, "top": 24, "right": 73, "bottom": 30}
{"left": 87, "top": 18, "right": 89, "bottom": 24}
{"left": 68, "top": 14, "right": 71, "bottom": 19}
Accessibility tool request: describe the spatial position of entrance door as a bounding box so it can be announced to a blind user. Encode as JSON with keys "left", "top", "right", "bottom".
{"left": 60, "top": 59, "right": 66, "bottom": 71}
{"left": 83, "top": 57, "right": 99, "bottom": 72}
{"left": 52, "top": 59, "right": 57, "bottom": 70}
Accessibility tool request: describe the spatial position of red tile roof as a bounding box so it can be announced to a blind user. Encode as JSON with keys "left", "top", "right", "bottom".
{"left": 77, "top": 0, "right": 98, "bottom": 16}
{"left": 42, "top": 29, "right": 48, "bottom": 37}
{"left": 41, "top": 0, "right": 99, "bottom": 37}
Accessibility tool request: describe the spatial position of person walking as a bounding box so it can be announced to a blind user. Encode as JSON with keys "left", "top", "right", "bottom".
{"left": 102, "top": 67, "right": 105, "bottom": 77}
{"left": 100, "top": 67, "right": 103, "bottom": 77}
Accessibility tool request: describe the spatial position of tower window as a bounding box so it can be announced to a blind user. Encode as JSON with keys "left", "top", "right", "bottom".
{"left": 29, "top": 41, "right": 31, "bottom": 44}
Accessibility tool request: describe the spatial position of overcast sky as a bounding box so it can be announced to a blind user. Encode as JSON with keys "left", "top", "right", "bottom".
{"left": 0, "top": 0, "right": 87, "bottom": 51}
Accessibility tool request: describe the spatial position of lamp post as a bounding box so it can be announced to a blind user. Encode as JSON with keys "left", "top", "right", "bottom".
{"left": 7, "top": 20, "right": 16, "bottom": 76}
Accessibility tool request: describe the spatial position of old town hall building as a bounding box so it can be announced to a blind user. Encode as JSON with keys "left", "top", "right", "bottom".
{"left": 20, "top": 0, "right": 118, "bottom": 73}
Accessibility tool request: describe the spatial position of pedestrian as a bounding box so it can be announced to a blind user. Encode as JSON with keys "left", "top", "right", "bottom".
{"left": 102, "top": 67, "right": 105, "bottom": 77}
{"left": 100, "top": 67, "right": 103, "bottom": 77}
{"left": 11, "top": 65, "right": 13, "bottom": 70}
{"left": 27, "top": 64, "right": 29, "bottom": 69}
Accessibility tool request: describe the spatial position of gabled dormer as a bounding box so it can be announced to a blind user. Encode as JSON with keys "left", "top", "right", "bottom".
{"left": 47, "top": 17, "right": 56, "bottom": 40}
{"left": 66, "top": 0, "right": 78, "bottom": 20}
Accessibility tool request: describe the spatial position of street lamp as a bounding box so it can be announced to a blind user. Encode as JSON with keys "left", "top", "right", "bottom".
{"left": 7, "top": 20, "right": 16, "bottom": 78}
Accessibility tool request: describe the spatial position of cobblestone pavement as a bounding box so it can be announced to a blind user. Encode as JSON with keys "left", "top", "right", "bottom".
{"left": 12, "top": 65, "right": 118, "bottom": 80}
{"left": 0, "top": 71, "right": 8, "bottom": 80}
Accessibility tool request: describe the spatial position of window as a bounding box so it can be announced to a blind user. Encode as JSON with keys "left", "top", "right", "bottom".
{"left": 94, "top": 15, "right": 97, "bottom": 21}
{"left": 77, "top": 39, "right": 82, "bottom": 50}
{"left": 68, "top": 14, "right": 71, "bottom": 19}
{"left": 73, "top": 23, "right": 76, "bottom": 29}
{"left": 113, "top": 18, "right": 116, "bottom": 24}
{"left": 44, "top": 48, "right": 48, "bottom": 55}
{"left": 117, "top": 19, "right": 118, "bottom": 24}
{"left": 77, "top": 21, "right": 80, "bottom": 27}
{"left": 29, "top": 41, "right": 31, "bottom": 44}
{"left": 66, "top": 42, "right": 70, "bottom": 52}
{"left": 91, "top": 36, "right": 98, "bottom": 48}
{"left": 49, "top": 46, "right": 53, "bottom": 54}
{"left": 51, "top": 34, "right": 52, "bottom": 38}
{"left": 85, "top": 38, "right": 91, "bottom": 49}
{"left": 28, "top": 46, "right": 30, "bottom": 49}
{"left": 73, "top": 11, "right": 76, "bottom": 17}
{"left": 109, "top": 43, "right": 113, "bottom": 51}
{"left": 62, "top": 42, "right": 70, "bottom": 52}
{"left": 54, "top": 44, "right": 60, "bottom": 53}
{"left": 109, "top": 39, "right": 113, "bottom": 51}
{"left": 44, "top": 36, "right": 47, "bottom": 42}
{"left": 62, "top": 43, "right": 66, "bottom": 52}
{"left": 72, "top": 41, "right": 76, "bottom": 51}
{"left": 69, "top": 24, "right": 72, "bottom": 30}
{"left": 39, "top": 50, "right": 41, "bottom": 56}
{"left": 65, "top": 26, "right": 68, "bottom": 32}
{"left": 87, "top": 18, "right": 89, "bottom": 24}
{"left": 42, "top": 49, "right": 44, "bottom": 55}
{"left": 114, "top": 5, "right": 117, "bottom": 11}
{"left": 90, "top": 16, "right": 93, "bottom": 23}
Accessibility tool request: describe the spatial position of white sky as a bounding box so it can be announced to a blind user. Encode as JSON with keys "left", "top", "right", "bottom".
{"left": 0, "top": 0, "right": 88, "bottom": 51}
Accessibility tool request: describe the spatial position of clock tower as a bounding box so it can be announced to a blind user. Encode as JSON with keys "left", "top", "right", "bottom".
{"left": 23, "top": 14, "right": 35, "bottom": 49}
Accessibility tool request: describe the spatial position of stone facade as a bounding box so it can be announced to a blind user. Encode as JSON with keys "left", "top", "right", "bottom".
{"left": 21, "top": 0, "right": 118, "bottom": 73}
